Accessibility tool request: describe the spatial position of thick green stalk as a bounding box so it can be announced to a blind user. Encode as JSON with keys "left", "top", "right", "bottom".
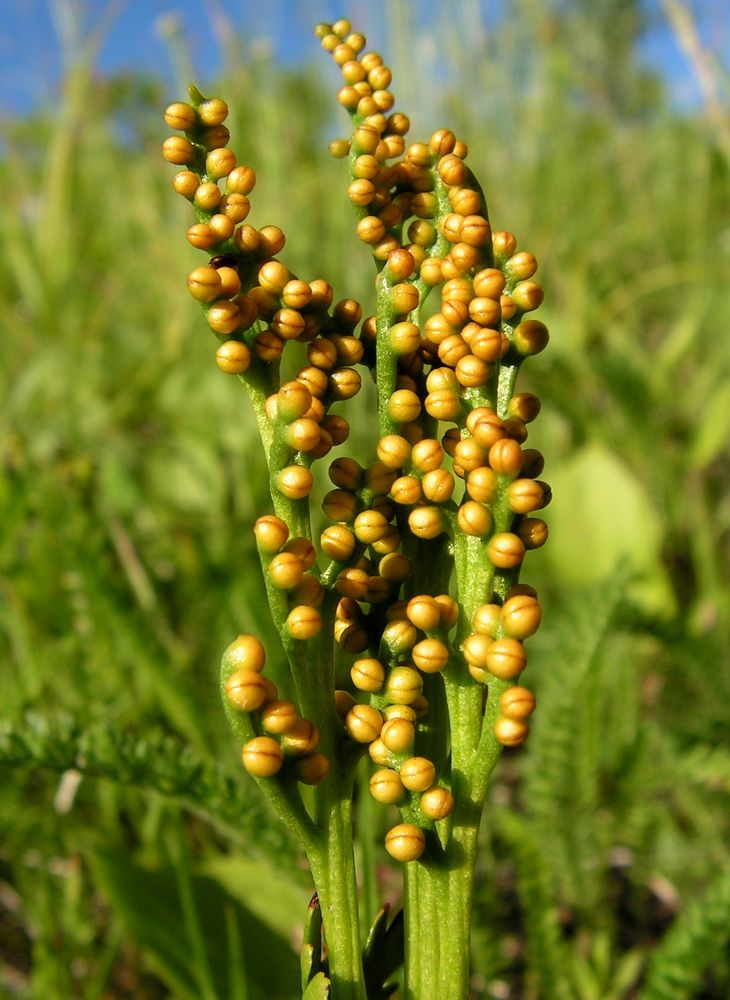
{"left": 174, "top": 22, "right": 552, "bottom": 1000}
{"left": 403, "top": 826, "right": 479, "bottom": 999}
{"left": 403, "top": 697, "right": 504, "bottom": 999}
{"left": 401, "top": 496, "right": 508, "bottom": 997}
{"left": 285, "top": 596, "right": 366, "bottom": 999}
{"left": 308, "top": 769, "right": 367, "bottom": 1000}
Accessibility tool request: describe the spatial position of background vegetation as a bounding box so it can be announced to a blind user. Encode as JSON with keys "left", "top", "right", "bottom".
{"left": 1, "top": 1, "right": 728, "bottom": 996}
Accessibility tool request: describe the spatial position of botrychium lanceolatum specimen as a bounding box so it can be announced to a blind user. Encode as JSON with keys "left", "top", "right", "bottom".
{"left": 162, "top": 17, "right": 550, "bottom": 999}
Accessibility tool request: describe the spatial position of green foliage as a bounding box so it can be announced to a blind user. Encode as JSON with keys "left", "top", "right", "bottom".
{"left": 543, "top": 444, "right": 671, "bottom": 608}
{"left": 301, "top": 893, "right": 326, "bottom": 992}
{"left": 0, "top": 714, "right": 301, "bottom": 866}
{"left": 472, "top": 576, "right": 730, "bottom": 998}
{"left": 640, "top": 869, "right": 730, "bottom": 999}
{"left": 91, "top": 847, "right": 301, "bottom": 999}
{"left": 362, "top": 906, "right": 403, "bottom": 999}
{"left": 497, "top": 812, "right": 573, "bottom": 1000}
{"left": 521, "top": 576, "right": 628, "bottom": 912}
{"left": 1, "top": 0, "right": 729, "bottom": 996}
{"left": 304, "top": 972, "right": 332, "bottom": 999}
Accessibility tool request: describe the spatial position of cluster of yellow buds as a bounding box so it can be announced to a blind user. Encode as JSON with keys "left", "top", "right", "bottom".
{"left": 161, "top": 18, "right": 550, "bottom": 871}
{"left": 163, "top": 92, "right": 366, "bottom": 408}
{"left": 222, "top": 633, "right": 331, "bottom": 785}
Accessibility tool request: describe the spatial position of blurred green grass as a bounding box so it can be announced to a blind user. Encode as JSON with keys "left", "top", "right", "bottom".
{"left": 1, "top": 1, "right": 729, "bottom": 997}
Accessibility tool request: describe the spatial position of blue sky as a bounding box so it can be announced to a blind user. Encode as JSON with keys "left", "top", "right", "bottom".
{"left": 0, "top": 0, "right": 727, "bottom": 117}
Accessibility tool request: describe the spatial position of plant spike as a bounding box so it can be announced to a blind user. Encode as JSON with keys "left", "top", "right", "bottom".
{"left": 161, "top": 16, "right": 550, "bottom": 999}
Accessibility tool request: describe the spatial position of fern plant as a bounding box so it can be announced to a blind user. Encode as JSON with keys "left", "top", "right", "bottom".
{"left": 160, "top": 17, "right": 551, "bottom": 999}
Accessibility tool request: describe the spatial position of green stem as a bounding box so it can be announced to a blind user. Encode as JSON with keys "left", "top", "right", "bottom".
{"left": 294, "top": 594, "right": 338, "bottom": 748}
{"left": 403, "top": 823, "right": 479, "bottom": 1000}
{"left": 403, "top": 666, "right": 503, "bottom": 1000}
{"left": 308, "top": 769, "right": 367, "bottom": 1000}
{"left": 375, "top": 269, "right": 399, "bottom": 438}
{"left": 294, "top": 595, "right": 366, "bottom": 999}
{"left": 241, "top": 359, "right": 277, "bottom": 454}
{"left": 240, "top": 359, "right": 312, "bottom": 539}
{"left": 357, "top": 763, "right": 381, "bottom": 934}
{"left": 496, "top": 359, "right": 522, "bottom": 420}
{"left": 399, "top": 503, "right": 509, "bottom": 999}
